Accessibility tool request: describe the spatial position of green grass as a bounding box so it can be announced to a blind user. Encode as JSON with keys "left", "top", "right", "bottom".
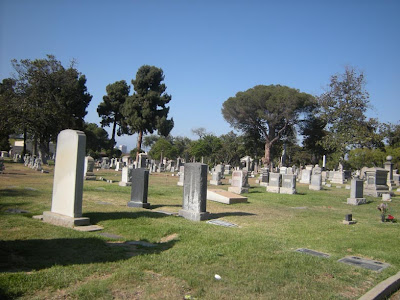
{"left": 1, "top": 159, "right": 399, "bottom": 299}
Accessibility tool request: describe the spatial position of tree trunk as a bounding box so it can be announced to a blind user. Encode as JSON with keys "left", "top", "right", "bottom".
{"left": 263, "top": 141, "right": 271, "bottom": 169}
{"left": 136, "top": 131, "right": 143, "bottom": 164}
{"left": 38, "top": 141, "right": 48, "bottom": 164}
{"left": 22, "top": 127, "right": 27, "bottom": 156}
{"left": 111, "top": 120, "right": 117, "bottom": 149}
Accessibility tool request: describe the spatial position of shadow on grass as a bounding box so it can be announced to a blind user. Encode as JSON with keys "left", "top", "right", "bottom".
{"left": 150, "top": 204, "right": 181, "bottom": 209}
{"left": 0, "top": 237, "right": 176, "bottom": 273}
{"left": 210, "top": 211, "right": 256, "bottom": 219}
{"left": 0, "top": 189, "right": 38, "bottom": 198}
{"left": 85, "top": 211, "right": 170, "bottom": 224}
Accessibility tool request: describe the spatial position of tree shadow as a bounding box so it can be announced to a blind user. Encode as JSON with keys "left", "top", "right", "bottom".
{"left": 85, "top": 211, "right": 171, "bottom": 224}
{"left": 0, "top": 237, "right": 177, "bottom": 273}
{"left": 209, "top": 211, "right": 256, "bottom": 219}
{"left": 0, "top": 189, "right": 38, "bottom": 198}
{"left": 150, "top": 204, "right": 182, "bottom": 209}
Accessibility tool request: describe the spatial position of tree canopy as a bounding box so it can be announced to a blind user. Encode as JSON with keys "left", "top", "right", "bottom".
{"left": 122, "top": 65, "right": 174, "bottom": 162}
{"left": 8, "top": 55, "right": 92, "bottom": 160}
{"left": 318, "top": 66, "right": 380, "bottom": 162}
{"left": 222, "top": 84, "right": 315, "bottom": 166}
{"left": 97, "top": 80, "right": 130, "bottom": 148}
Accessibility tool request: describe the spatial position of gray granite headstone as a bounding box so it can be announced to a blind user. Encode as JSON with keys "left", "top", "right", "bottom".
{"left": 267, "top": 173, "right": 281, "bottom": 193}
{"left": 127, "top": 168, "right": 150, "bottom": 208}
{"left": 280, "top": 174, "right": 296, "bottom": 194}
{"left": 179, "top": 163, "right": 210, "bottom": 221}
{"left": 347, "top": 178, "right": 366, "bottom": 205}
{"left": 309, "top": 174, "right": 322, "bottom": 191}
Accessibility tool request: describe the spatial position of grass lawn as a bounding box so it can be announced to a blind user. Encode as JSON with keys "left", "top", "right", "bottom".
{"left": 1, "top": 159, "right": 399, "bottom": 299}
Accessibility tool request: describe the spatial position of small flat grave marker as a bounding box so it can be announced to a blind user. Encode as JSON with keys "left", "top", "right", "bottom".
{"left": 97, "top": 201, "right": 112, "bottom": 205}
{"left": 295, "top": 248, "right": 330, "bottom": 258}
{"left": 5, "top": 208, "right": 30, "bottom": 214}
{"left": 338, "top": 256, "right": 390, "bottom": 272}
{"left": 291, "top": 207, "right": 308, "bottom": 210}
{"left": 206, "top": 219, "right": 238, "bottom": 227}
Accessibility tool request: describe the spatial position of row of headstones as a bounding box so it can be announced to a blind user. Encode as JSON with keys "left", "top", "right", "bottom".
{"left": 22, "top": 154, "right": 43, "bottom": 171}
{"left": 42, "top": 129, "right": 215, "bottom": 227}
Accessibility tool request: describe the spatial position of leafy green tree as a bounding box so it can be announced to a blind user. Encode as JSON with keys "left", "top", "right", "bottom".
{"left": 222, "top": 84, "right": 315, "bottom": 166}
{"left": 83, "top": 123, "right": 112, "bottom": 157}
{"left": 172, "top": 136, "right": 192, "bottom": 159}
{"left": 300, "top": 115, "right": 328, "bottom": 164}
{"left": 381, "top": 122, "right": 400, "bottom": 147}
{"left": 97, "top": 80, "right": 130, "bottom": 148}
{"left": 122, "top": 65, "right": 174, "bottom": 162}
{"left": 189, "top": 134, "right": 222, "bottom": 164}
{"left": 10, "top": 55, "right": 92, "bottom": 161}
{"left": 318, "top": 66, "right": 379, "bottom": 163}
{"left": 0, "top": 78, "right": 18, "bottom": 151}
{"left": 216, "top": 131, "right": 246, "bottom": 166}
{"left": 143, "top": 134, "right": 160, "bottom": 150}
{"left": 148, "top": 137, "right": 178, "bottom": 160}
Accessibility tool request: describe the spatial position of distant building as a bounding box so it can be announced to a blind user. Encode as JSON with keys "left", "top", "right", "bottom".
{"left": 119, "top": 145, "right": 127, "bottom": 154}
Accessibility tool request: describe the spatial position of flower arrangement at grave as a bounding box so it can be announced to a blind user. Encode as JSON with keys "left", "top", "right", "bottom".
{"left": 377, "top": 203, "right": 396, "bottom": 223}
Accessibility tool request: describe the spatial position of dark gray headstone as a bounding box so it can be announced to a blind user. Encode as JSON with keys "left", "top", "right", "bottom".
{"left": 295, "top": 248, "right": 330, "bottom": 258}
{"left": 179, "top": 163, "right": 210, "bottom": 221}
{"left": 338, "top": 256, "right": 390, "bottom": 272}
{"left": 127, "top": 168, "right": 150, "bottom": 208}
{"left": 345, "top": 214, "right": 352, "bottom": 221}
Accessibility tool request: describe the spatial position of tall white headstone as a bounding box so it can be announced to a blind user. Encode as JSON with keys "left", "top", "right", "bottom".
{"left": 43, "top": 129, "right": 90, "bottom": 227}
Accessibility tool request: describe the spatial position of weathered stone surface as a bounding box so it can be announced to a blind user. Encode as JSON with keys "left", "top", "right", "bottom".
{"left": 43, "top": 130, "right": 91, "bottom": 228}
{"left": 280, "top": 174, "right": 296, "bottom": 194}
{"left": 179, "top": 163, "right": 210, "bottom": 221}
{"left": 228, "top": 170, "right": 249, "bottom": 194}
{"left": 338, "top": 256, "right": 390, "bottom": 272}
{"left": 207, "top": 189, "right": 248, "bottom": 204}
{"left": 347, "top": 178, "right": 366, "bottom": 205}
{"left": 309, "top": 174, "right": 322, "bottom": 191}
{"left": 295, "top": 248, "right": 330, "bottom": 258}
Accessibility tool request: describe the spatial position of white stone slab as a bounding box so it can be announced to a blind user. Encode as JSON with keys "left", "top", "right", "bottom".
{"left": 207, "top": 189, "right": 248, "bottom": 204}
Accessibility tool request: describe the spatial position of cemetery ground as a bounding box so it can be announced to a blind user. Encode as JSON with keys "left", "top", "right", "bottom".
{"left": 1, "top": 160, "right": 400, "bottom": 299}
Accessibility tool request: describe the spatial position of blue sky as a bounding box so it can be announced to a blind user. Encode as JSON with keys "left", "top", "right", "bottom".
{"left": 1, "top": 0, "right": 399, "bottom": 151}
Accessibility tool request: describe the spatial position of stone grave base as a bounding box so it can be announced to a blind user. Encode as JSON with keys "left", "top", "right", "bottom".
{"left": 127, "top": 201, "right": 151, "bottom": 208}
{"left": 266, "top": 186, "right": 280, "bottom": 193}
{"left": 347, "top": 198, "right": 367, "bottom": 205}
{"left": 177, "top": 182, "right": 183, "bottom": 186}
{"left": 280, "top": 187, "right": 296, "bottom": 195}
{"left": 179, "top": 209, "right": 210, "bottom": 221}
{"left": 364, "top": 188, "right": 394, "bottom": 197}
{"left": 207, "top": 189, "right": 248, "bottom": 204}
{"left": 84, "top": 175, "right": 97, "bottom": 180}
{"left": 309, "top": 185, "right": 321, "bottom": 191}
{"left": 118, "top": 181, "right": 132, "bottom": 187}
{"left": 228, "top": 186, "right": 248, "bottom": 194}
{"left": 259, "top": 182, "right": 268, "bottom": 187}
{"left": 42, "top": 211, "right": 90, "bottom": 228}
{"left": 209, "top": 180, "right": 222, "bottom": 186}
{"left": 343, "top": 220, "right": 357, "bottom": 225}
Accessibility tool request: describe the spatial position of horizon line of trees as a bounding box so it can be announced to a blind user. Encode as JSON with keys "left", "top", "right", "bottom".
{"left": 1, "top": 54, "right": 399, "bottom": 169}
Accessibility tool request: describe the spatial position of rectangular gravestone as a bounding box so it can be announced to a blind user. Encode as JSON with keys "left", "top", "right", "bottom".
{"left": 119, "top": 166, "right": 132, "bottom": 186}
{"left": 267, "top": 173, "right": 281, "bottom": 193}
{"left": 309, "top": 174, "right": 322, "bottom": 191}
{"left": 42, "top": 129, "right": 90, "bottom": 227}
{"left": 299, "top": 169, "right": 311, "bottom": 184}
{"left": 228, "top": 170, "right": 248, "bottom": 194}
{"left": 280, "top": 174, "right": 296, "bottom": 194}
{"left": 179, "top": 163, "right": 210, "bottom": 221}
{"left": 338, "top": 256, "right": 390, "bottom": 272}
{"left": 295, "top": 248, "right": 330, "bottom": 258}
{"left": 127, "top": 168, "right": 150, "bottom": 208}
{"left": 347, "top": 178, "right": 366, "bottom": 205}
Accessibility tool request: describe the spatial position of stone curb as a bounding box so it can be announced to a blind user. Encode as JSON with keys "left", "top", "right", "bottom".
{"left": 359, "top": 271, "right": 400, "bottom": 300}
